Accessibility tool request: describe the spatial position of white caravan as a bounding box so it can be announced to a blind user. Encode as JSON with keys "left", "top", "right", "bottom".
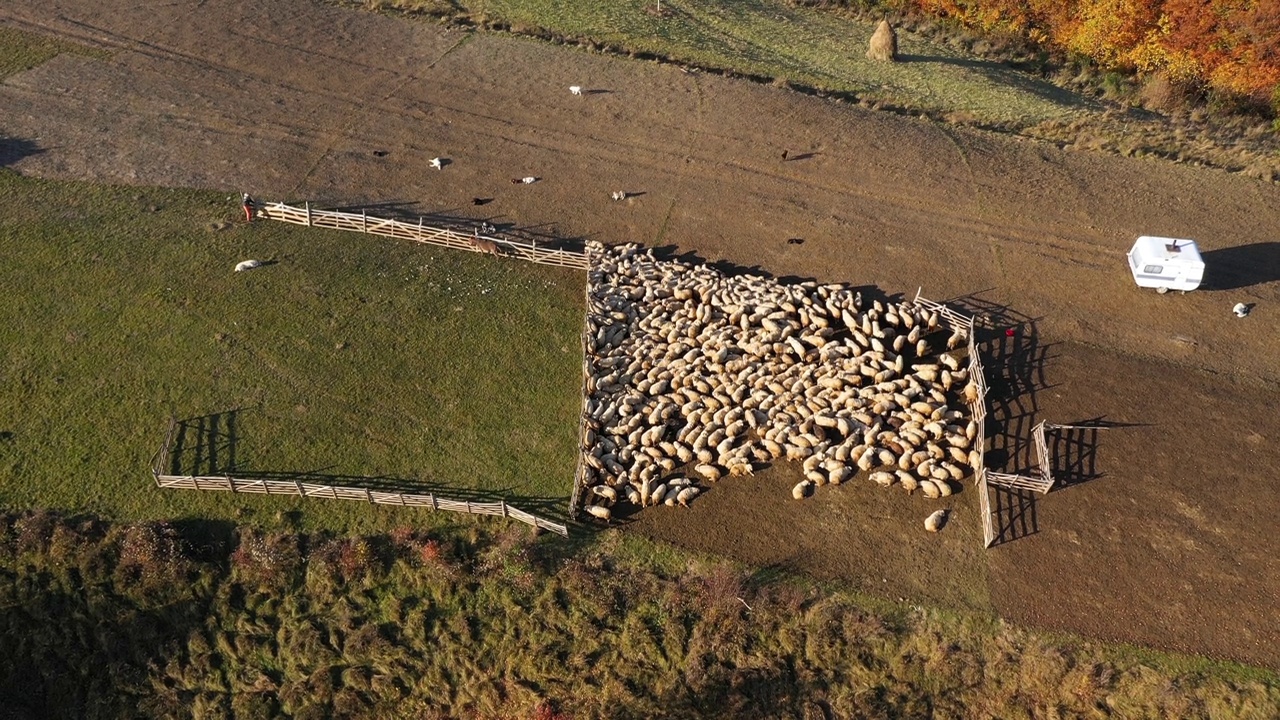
{"left": 1127, "top": 236, "right": 1204, "bottom": 293}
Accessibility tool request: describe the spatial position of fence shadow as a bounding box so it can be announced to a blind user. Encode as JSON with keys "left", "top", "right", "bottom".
{"left": 945, "top": 291, "right": 1056, "bottom": 477}
{"left": 170, "top": 409, "right": 244, "bottom": 476}
{"left": 989, "top": 484, "right": 1039, "bottom": 545}
{"left": 165, "top": 410, "right": 570, "bottom": 522}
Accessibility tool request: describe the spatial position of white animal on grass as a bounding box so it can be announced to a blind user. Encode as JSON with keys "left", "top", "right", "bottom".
{"left": 234, "top": 260, "right": 264, "bottom": 272}
{"left": 569, "top": 85, "right": 583, "bottom": 96}
{"left": 429, "top": 157, "right": 443, "bottom": 170}
{"left": 1233, "top": 302, "right": 1250, "bottom": 318}
{"left": 611, "top": 191, "right": 626, "bottom": 201}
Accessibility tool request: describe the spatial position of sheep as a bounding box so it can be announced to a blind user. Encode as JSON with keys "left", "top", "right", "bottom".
{"left": 924, "top": 509, "right": 948, "bottom": 532}
{"left": 1233, "top": 302, "right": 1250, "bottom": 318}
{"left": 570, "top": 85, "right": 583, "bottom": 96}
{"left": 592, "top": 485, "right": 617, "bottom": 503}
{"left": 586, "top": 505, "right": 611, "bottom": 521}
{"left": 429, "top": 157, "right": 444, "bottom": 170}
{"left": 234, "top": 259, "right": 264, "bottom": 272}
{"left": 792, "top": 480, "right": 813, "bottom": 500}
{"left": 611, "top": 191, "right": 627, "bottom": 201}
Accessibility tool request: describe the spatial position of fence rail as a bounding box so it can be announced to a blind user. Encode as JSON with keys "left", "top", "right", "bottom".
{"left": 568, "top": 253, "right": 598, "bottom": 519}
{"left": 257, "top": 201, "right": 590, "bottom": 270}
{"left": 915, "top": 291, "right": 995, "bottom": 546}
{"left": 151, "top": 420, "right": 568, "bottom": 536}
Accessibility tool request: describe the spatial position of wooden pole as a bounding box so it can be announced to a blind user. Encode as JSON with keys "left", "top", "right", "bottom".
{"left": 362, "top": 209, "right": 367, "bottom": 233}
{"left": 305, "top": 201, "right": 312, "bottom": 227}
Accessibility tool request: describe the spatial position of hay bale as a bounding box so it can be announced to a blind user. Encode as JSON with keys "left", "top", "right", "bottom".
{"left": 867, "top": 19, "right": 897, "bottom": 63}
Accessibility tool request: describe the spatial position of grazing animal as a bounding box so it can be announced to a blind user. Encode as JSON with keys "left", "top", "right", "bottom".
{"left": 612, "top": 191, "right": 627, "bottom": 201}
{"left": 234, "top": 260, "right": 264, "bottom": 272}
{"left": 1233, "top": 302, "right": 1250, "bottom": 318}
{"left": 586, "top": 505, "right": 611, "bottom": 521}
{"left": 570, "top": 85, "right": 583, "bottom": 96}
{"left": 867, "top": 19, "right": 898, "bottom": 62}
{"left": 429, "top": 157, "right": 444, "bottom": 170}
{"left": 924, "top": 509, "right": 948, "bottom": 532}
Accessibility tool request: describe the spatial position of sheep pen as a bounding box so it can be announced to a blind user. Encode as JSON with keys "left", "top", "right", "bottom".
{"left": 575, "top": 242, "right": 979, "bottom": 523}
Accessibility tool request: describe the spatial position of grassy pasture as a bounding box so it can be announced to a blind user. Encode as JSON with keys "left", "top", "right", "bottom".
{"left": 0, "top": 170, "right": 584, "bottom": 532}
{"left": 358, "top": 0, "right": 1093, "bottom": 126}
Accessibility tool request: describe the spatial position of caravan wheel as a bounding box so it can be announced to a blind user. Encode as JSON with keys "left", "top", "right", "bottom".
{"left": 1156, "top": 286, "right": 1169, "bottom": 294}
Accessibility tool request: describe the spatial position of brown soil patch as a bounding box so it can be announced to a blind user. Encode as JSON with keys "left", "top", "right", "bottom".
{"left": 3, "top": 0, "right": 1279, "bottom": 667}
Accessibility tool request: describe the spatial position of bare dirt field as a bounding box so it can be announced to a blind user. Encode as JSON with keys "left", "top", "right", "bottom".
{"left": 3, "top": 0, "right": 1279, "bottom": 667}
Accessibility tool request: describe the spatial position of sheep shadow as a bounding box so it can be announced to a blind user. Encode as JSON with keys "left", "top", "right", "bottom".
{"left": 1200, "top": 242, "right": 1280, "bottom": 290}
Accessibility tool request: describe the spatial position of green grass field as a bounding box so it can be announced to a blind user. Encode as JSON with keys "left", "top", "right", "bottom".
{"left": 0, "top": 170, "right": 584, "bottom": 532}
{"left": 359, "top": 0, "right": 1094, "bottom": 126}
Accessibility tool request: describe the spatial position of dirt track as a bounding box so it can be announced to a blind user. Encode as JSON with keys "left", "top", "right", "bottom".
{"left": 3, "top": 0, "right": 1279, "bottom": 667}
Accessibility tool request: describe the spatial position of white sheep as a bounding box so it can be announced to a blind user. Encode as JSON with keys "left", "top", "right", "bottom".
{"left": 1233, "top": 302, "right": 1250, "bottom": 318}
{"left": 611, "top": 191, "right": 627, "bottom": 201}
{"left": 792, "top": 480, "right": 813, "bottom": 500}
{"left": 570, "top": 85, "right": 583, "bottom": 96}
{"left": 924, "top": 509, "right": 948, "bottom": 532}
{"left": 234, "top": 260, "right": 264, "bottom": 272}
{"left": 676, "top": 486, "right": 700, "bottom": 506}
{"left": 429, "top": 157, "right": 443, "bottom": 170}
{"left": 586, "top": 505, "right": 611, "bottom": 521}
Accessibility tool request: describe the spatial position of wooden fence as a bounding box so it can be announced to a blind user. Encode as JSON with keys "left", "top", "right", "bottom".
{"left": 913, "top": 291, "right": 995, "bottom": 546}
{"left": 150, "top": 420, "right": 569, "bottom": 536}
{"left": 257, "top": 201, "right": 590, "bottom": 270}
{"left": 568, "top": 250, "right": 599, "bottom": 518}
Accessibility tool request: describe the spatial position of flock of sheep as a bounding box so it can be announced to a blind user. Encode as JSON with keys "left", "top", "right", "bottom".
{"left": 577, "top": 242, "right": 980, "bottom": 528}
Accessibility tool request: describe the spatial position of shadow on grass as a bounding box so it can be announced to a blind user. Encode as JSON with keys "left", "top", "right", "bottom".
{"left": 894, "top": 54, "right": 1101, "bottom": 113}
{"left": 167, "top": 409, "right": 571, "bottom": 523}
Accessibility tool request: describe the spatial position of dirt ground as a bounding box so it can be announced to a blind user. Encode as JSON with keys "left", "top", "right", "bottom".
{"left": 3, "top": 0, "right": 1279, "bottom": 667}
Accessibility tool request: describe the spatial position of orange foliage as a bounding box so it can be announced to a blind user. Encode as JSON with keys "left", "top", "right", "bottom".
{"left": 911, "top": 0, "right": 1280, "bottom": 106}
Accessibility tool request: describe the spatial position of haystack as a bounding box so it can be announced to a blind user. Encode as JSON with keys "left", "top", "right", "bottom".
{"left": 867, "top": 19, "right": 898, "bottom": 62}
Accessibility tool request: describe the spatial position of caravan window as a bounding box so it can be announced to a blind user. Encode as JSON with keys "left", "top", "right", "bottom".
{"left": 1143, "top": 264, "right": 1163, "bottom": 274}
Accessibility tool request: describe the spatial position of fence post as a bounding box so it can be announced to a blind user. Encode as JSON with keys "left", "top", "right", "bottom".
{"left": 295, "top": 480, "right": 305, "bottom": 497}
{"left": 362, "top": 209, "right": 367, "bottom": 233}
{"left": 227, "top": 474, "right": 236, "bottom": 493}
{"left": 501, "top": 500, "right": 509, "bottom": 517}
{"left": 365, "top": 488, "right": 374, "bottom": 504}
{"left": 430, "top": 493, "right": 438, "bottom": 510}
{"left": 305, "top": 201, "right": 312, "bottom": 227}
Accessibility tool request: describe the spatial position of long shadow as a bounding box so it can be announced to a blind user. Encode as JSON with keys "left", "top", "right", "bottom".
{"left": 1200, "top": 242, "right": 1280, "bottom": 290}
{"left": 989, "top": 485, "right": 1038, "bottom": 545}
{"left": 1045, "top": 416, "right": 1148, "bottom": 491}
{"left": 945, "top": 291, "right": 1056, "bottom": 477}
{"left": 897, "top": 54, "right": 1101, "bottom": 112}
{"left": 1048, "top": 424, "right": 1102, "bottom": 490}
{"left": 0, "top": 136, "right": 44, "bottom": 166}
{"left": 166, "top": 410, "right": 570, "bottom": 522}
